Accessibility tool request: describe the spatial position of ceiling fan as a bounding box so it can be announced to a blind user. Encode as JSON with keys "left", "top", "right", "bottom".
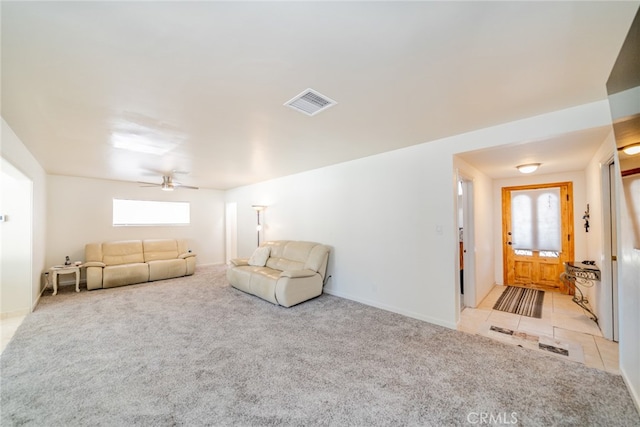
{"left": 138, "top": 175, "right": 199, "bottom": 191}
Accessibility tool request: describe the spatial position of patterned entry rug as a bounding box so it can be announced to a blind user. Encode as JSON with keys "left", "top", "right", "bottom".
{"left": 493, "top": 286, "right": 545, "bottom": 318}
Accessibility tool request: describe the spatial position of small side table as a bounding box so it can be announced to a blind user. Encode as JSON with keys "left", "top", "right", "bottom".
{"left": 49, "top": 265, "right": 80, "bottom": 295}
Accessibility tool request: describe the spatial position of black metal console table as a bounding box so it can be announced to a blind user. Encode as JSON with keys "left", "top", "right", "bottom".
{"left": 559, "top": 262, "right": 600, "bottom": 324}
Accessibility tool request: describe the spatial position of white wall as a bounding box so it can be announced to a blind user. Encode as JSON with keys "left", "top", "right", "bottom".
{"left": 492, "top": 170, "right": 588, "bottom": 286}
{"left": 1, "top": 118, "right": 48, "bottom": 309}
{"left": 226, "top": 101, "right": 615, "bottom": 329}
{"left": 584, "top": 133, "right": 616, "bottom": 339}
{"left": 46, "top": 175, "right": 226, "bottom": 271}
{"left": 1, "top": 159, "right": 32, "bottom": 314}
{"left": 227, "top": 142, "right": 460, "bottom": 328}
{"left": 614, "top": 156, "right": 640, "bottom": 410}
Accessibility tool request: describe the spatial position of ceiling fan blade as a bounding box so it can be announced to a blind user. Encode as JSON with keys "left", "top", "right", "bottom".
{"left": 174, "top": 184, "right": 199, "bottom": 190}
{"left": 138, "top": 176, "right": 198, "bottom": 190}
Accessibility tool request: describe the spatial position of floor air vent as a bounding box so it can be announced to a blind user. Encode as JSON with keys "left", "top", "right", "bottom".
{"left": 284, "top": 88, "right": 337, "bottom": 116}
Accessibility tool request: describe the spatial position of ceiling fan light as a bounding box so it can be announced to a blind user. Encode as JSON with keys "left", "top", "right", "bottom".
{"left": 620, "top": 142, "right": 640, "bottom": 156}
{"left": 516, "top": 163, "right": 541, "bottom": 174}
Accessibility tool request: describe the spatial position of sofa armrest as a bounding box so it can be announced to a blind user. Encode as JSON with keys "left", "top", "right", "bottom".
{"left": 83, "top": 261, "right": 106, "bottom": 268}
{"left": 179, "top": 252, "right": 197, "bottom": 259}
{"left": 230, "top": 258, "right": 249, "bottom": 267}
{"left": 280, "top": 269, "right": 316, "bottom": 278}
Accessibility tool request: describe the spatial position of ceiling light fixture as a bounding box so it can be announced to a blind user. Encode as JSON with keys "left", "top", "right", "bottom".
{"left": 619, "top": 142, "right": 640, "bottom": 156}
{"left": 111, "top": 133, "right": 178, "bottom": 156}
{"left": 516, "top": 163, "right": 541, "bottom": 174}
{"left": 161, "top": 176, "right": 174, "bottom": 191}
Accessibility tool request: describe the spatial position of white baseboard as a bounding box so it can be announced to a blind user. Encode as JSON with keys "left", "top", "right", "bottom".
{"left": 1, "top": 308, "right": 31, "bottom": 320}
{"left": 196, "top": 262, "right": 227, "bottom": 267}
{"left": 32, "top": 291, "right": 41, "bottom": 312}
{"left": 621, "top": 365, "right": 640, "bottom": 416}
{"left": 323, "top": 287, "right": 457, "bottom": 330}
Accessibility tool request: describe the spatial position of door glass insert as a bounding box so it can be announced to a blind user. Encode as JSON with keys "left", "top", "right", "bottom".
{"left": 511, "top": 188, "right": 561, "bottom": 251}
{"left": 514, "top": 249, "right": 533, "bottom": 256}
{"left": 539, "top": 251, "right": 560, "bottom": 258}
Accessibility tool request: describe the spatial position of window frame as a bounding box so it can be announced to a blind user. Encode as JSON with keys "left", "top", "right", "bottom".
{"left": 112, "top": 198, "right": 191, "bottom": 227}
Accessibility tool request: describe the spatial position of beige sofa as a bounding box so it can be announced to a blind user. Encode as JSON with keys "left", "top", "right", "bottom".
{"left": 84, "top": 239, "right": 196, "bottom": 290}
{"left": 227, "top": 240, "right": 330, "bottom": 307}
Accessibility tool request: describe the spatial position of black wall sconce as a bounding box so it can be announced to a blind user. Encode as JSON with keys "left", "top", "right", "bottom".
{"left": 583, "top": 204, "right": 590, "bottom": 232}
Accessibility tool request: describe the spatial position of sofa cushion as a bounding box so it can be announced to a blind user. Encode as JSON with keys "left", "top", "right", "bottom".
{"left": 282, "top": 241, "right": 316, "bottom": 263}
{"left": 226, "top": 266, "right": 254, "bottom": 294}
{"left": 148, "top": 259, "right": 186, "bottom": 281}
{"left": 83, "top": 261, "right": 106, "bottom": 268}
{"left": 280, "top": 269, "right": 316, "bottom": 278}
{"left": 248, "top": 246, "right": 270, "bottom": 267}
{"left": 176, "top": 239, "right": 190, "bottom": 256}
{"left": 143, "top": 239, "right": 179, "bottom": 262}
{"left": 85, "top": 243, "right": 103, "bottom": 263}
{"left": 266, "top": 257, "right": 305, "bottom": 272}
{"left": 263, "top": 241, "right": 323, "bottom": 273}
{"left": 227, "top": 266, "right": 279, "bottom": 305}
{"left": 102, "top": 241, "right": 144, "bottom": 266}
{"left": 103, "top": 263, "right": 149, "bottom": 288}
{"left": 264, "top": 241, "right": 315, "bottom": 263}
{"left": 304, "top": 244, "right": 330, "bottom": 275}
{"left": 249, "top": 267, "right": 280, "bottom": 304}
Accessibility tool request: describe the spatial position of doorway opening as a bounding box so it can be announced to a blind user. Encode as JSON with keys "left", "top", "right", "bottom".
{"left": 225, "top": 202, "right": 238, "bottom": 263}
{"left": 457, "top": 175, "right": 475, "bottom": 310}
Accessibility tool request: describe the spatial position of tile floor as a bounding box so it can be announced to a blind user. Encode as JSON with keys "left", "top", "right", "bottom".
{"left": 459, "top": 285, "right": 619, "bottom": 373}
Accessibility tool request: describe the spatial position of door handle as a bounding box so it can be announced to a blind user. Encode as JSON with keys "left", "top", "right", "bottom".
{"left": 507, "top": 242, "right": 512, "bottom": 245}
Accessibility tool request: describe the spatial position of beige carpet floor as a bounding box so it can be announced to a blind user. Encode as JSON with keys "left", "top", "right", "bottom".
{"left": 1, "top": 265, "right": 638, "bottom": 426}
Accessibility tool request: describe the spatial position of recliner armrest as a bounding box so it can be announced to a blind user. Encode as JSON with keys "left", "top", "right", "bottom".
{"left": 280, "top": 269, "right": 316, "bottom": 278}
{"left": 179, "top": 252, "right": 197, "bottom": 259}
{"left": 230, "top": 258, "right": 249, "bottom": 267}
{"left": 84, "top": 262, "right": 106, "bottom": 268}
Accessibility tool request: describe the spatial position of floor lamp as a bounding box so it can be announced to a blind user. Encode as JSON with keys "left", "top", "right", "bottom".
{"left": 252, "top": 205, "right": 267, "bottom": 246}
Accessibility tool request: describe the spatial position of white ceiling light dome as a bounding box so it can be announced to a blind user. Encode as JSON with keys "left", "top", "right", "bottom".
{"left": 516, "top": 163, "right": 541, "bottom": 174}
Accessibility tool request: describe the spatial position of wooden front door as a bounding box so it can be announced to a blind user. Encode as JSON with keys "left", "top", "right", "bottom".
{"left": 502, "top": 182, "right": 574, "bottom": 293}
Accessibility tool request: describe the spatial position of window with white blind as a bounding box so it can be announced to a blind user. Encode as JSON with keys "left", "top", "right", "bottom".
{"left": 511, "top": 188, "right": 561, "bottom": 251}
{"left": 113, "top": 199, "right": 190, "bottom": 226}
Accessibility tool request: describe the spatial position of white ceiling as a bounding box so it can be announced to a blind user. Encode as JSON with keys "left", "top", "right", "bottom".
{"left": 456, "top": 126, "right": 614, "bottom": 179}
{"left": 2, "top": 1, "right": 638, "bottom": 189}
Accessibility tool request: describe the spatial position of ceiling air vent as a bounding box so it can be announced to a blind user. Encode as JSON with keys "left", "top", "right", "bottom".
{"left": 284, "top": 88, "right": 337, "bottom": 116}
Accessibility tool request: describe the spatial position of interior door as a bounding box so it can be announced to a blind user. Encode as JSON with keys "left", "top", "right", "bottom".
{"left": 502, "top": 182, "right": 574, "bottom": 293}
